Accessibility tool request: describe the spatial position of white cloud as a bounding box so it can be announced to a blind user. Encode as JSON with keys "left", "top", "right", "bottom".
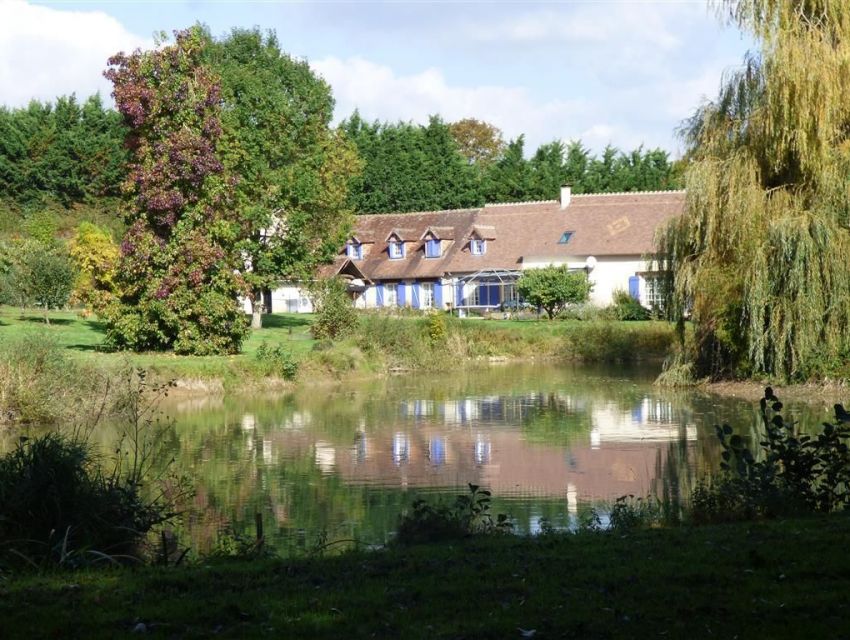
{"left": 0, "top": 0, "right": 151, "bottom": 106}
{"left": 465, "top": 5, "right": 684, "bottom": 52}
{"left": 313, "top": 56, "right": 588, "bottom": 152}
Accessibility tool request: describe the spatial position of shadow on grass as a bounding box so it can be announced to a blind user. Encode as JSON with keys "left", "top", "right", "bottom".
{"left": 66, "top": 344, "right": 110, "bottom": 353}
{"left": 17, "top": 315, "right": 75, "bottom": 326}
{"left": 259, "top": 313, "right": 312, "bottom": 330}
{"left": 85, "top": 319, "right": 108, "bottom": 334}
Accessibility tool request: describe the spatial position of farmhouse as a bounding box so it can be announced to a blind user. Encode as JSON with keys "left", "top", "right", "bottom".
{"left": 258, "top": 187, "right": 685, "bottom": 313}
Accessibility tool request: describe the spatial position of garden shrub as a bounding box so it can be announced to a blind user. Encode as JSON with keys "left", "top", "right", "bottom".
{"left": 605, "top": 290, "right": 650, "bottom": 321}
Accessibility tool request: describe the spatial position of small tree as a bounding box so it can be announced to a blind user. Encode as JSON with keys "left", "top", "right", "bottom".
{"left": 22, "top": 244, "right": 75, "bottom": 323}
{"left": 310, "top": 277, "right": 358, "bottom": 340}
{"left": 68, "top": 222, "right": 118, "bottom": 309}
{"left": 516, "top": 266, "right": 592, "bottom": 320}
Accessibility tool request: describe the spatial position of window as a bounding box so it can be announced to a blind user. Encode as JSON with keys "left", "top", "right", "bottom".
{"left": 471, "top": 238, "right": 486, "bottom": 255}
{"left": 558, "top": 231, "right": 574, "bottom": 244}
{"left": 425, "top": 238, "right": 441, "bottom": 258}
{"left": 644, "top": 276, "right": 665, "bottom": 308}
{"left": 384, "top": 283, "right": 397, "bottom": 306}
{"left": 389, "top": 241, "right": 405, "bottom": 259}
{"left": 346, "top": 242, "right": 363, "bottom": 260}
{"left": 421, "top": 282, "right": 434, "bottom": 308}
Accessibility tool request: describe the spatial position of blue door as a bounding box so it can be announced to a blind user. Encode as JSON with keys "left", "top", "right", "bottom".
{"left": 628, "top": 276, "right": 640, "bottom": 301}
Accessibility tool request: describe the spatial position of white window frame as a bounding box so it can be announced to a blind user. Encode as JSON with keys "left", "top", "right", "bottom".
{"left": 421, "top": 282, "right": 434, "bottom": 308}
{"left": 471, "top": 238, "right": 486, "bottom": 256}
{"left": 346, "top": 242, "right": 362, "bottom": 260}
{"left": 644, "top": 275, "right": 665, "bottom": 308}
{"left": 389, "top": 241, "right": 405, "bottom": 259}
{"left": 384, "top": 283, "right": 397, "bottom": 306}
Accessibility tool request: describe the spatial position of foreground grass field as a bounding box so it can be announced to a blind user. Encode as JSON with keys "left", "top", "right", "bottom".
{"left": 2, "top": 515, "right": 848, "bottom": 639}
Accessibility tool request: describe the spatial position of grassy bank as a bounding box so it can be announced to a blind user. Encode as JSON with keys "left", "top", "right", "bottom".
{"left": 0, "top": 306, "right": 676, "bottom": 415}
{"left": 1, "top": 514, "right": 848, "bottom": 638}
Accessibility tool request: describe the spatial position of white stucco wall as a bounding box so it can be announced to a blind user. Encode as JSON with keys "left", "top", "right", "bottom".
{"left": 521, "top": 255, "right": 653, "bottom": 306}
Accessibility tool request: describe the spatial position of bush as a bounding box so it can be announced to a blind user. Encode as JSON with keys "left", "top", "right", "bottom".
{"left": 255, "top": 341, "right": 298, "bottom": 380}
{"left": 0, "top": 369, "right": 187, "bottom": 569}
{"left": 691, "top": 388, "right": 850, "bottom": 524}
{"left": 516, "top": 266, "right": 592, "bottom": 320}
{"left": 0, "top": 335, "right": 106, "bottom": 425}
{"left": 310, "top": 277, "right": 359, "bottom": 340}
{"left": 395, "top": 484, "right": 512, "bottom": 544}
{"left": 605, "top": 290, "right": 650, "bottom": 321}
{"left": 564, "top": 321, "right": 675, "bottom": 362}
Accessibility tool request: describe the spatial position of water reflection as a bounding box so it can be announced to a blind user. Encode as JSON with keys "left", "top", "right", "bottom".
{"left": 7, "top": 362, "right": 839, "bottom": 554}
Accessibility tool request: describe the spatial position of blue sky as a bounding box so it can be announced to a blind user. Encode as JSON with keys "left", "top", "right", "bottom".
{"left": 0, "top": 0, "right": 753, "bottom": 156}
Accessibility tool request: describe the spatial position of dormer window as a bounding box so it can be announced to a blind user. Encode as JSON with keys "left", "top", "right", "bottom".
{"left": 471, "top": 238, "right": 486, "bottom": 256}
{"left": 425, "top": 238, "right": 441, "bottom": 258}
{"left": 389, "top": 240, "right": 405, "bottom": 259}
{"left": 347, "top": 241, "right": 363, "bottom": 260}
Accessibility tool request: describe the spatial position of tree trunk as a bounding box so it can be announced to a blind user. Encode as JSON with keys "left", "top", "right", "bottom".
{"left": 250, "top": 291, "right": 264, "bottom": 330}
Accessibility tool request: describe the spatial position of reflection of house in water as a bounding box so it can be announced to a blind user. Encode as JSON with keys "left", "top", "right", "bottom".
{"left": 240, "top": 391, "right": 698, "bottom": 502}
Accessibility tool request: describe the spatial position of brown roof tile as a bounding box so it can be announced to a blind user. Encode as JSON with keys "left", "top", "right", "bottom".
{"left": 342, "top": 192, "right": 685, "bottom": 281}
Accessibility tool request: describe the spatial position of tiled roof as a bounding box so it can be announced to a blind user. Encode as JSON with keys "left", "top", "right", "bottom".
{"left": 341, "top": 192, "right": 684, "bottom": 281}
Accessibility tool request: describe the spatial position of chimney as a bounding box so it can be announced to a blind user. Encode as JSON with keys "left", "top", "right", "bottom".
{"left": 560, "top": 184, "right": 571, "bottom": 209}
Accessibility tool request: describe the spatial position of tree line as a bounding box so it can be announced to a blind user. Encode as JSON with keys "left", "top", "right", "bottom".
{"left": 0, "top": 97, "right": 683, "bottom": 227}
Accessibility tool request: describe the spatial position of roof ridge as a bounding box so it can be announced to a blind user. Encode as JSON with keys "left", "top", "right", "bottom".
{"left": 571, "top": 189, "right": 686, "bottom": 198}
{"left": 355, "top": 207, "right": 482, "bottom": 218}
{"left": 484, "top": 200, "right": 557, "bottom": 207}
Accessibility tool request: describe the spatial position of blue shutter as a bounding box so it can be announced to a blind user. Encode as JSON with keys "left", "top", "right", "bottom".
{"left": 478, "top": 284, "right": 488, "bottom": 306}
{"left": 456, "top": 282, "right": 464, "bottom": 307}
{"left": 628, "top": 276, "right": 640, "bottom": 301}
{"left": 435, "top": 281, "right": 443, "bottom": 309}
{"left": 412, "top": 282, "right": 421, "bottom": 308}
{"left": 489, "top": 284, "right": 500, "bottom": 307}
{"left": 376, "top": 283, "right": 384, "bottom": 307}
{"left": 398, "top": 282, "right": 406, "bottom": 306}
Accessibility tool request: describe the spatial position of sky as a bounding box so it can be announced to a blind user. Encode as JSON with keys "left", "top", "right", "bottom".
{"left": 0, "top": 0, "right": 753, "bottom": 157}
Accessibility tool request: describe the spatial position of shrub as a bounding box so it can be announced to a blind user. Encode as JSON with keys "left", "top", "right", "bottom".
{"left": 608, "top": 495, "right": 664, "bottom": 530}
{"left": 516, "top": 266, "right": 592, "bottom": 320}
{"left": 0, "top": 371, "right": 185, "bottom": 569}
{"left": 564, "top": 321, "right": 675, "bottom": 362}
{"left": 427, "top": 312, "right": 447, "bottom": 343}
{"left": 0, "top": 433, "right": 163, "bottom": 568}
{"left": 605, "top": 290, "right": 650, "bottom": 321}
{"left": 310, "top": 277, "right": 359, "bottom": 340}
{"left": 691, "top": 388, "right": 850, "bottom": 524}
{"left": 255, "top": 341, "right": 298, "bottom": 380}
{"left": 0, "top": 335, "right": 107, "bottom": 425}
{"left": 395, "top": 484, "right": 512, "bottom": 544}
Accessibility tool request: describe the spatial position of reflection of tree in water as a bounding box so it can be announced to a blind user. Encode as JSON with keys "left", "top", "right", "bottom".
{"left": 16, "top": 362, "right": 835, "bottom": 555}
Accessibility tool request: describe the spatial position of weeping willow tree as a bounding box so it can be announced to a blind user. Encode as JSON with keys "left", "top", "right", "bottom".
{"left": 660, "top": 0, "right": 850, "bottom": 381}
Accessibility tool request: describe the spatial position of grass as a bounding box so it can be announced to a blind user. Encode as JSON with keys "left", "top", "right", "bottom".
{"left": 0, "top": 306, "right": 316, "bottom": 385}
{"left": 1, "top": 514, "right": 849, "bottom": 638}
{"left": 0, "top": 306, "right": 676, "bottom": 389}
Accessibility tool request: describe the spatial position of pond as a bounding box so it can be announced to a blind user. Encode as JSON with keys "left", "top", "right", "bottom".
{"left": 32, "top": 362, "right": 848, "bottom": 554}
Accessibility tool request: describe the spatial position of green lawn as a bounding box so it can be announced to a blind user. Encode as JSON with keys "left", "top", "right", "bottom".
{"left": 0, "top": 306, "right": 317, "bottom": 381}
{"left": 2, "top": 514, "right": 849, "bottom": 638}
